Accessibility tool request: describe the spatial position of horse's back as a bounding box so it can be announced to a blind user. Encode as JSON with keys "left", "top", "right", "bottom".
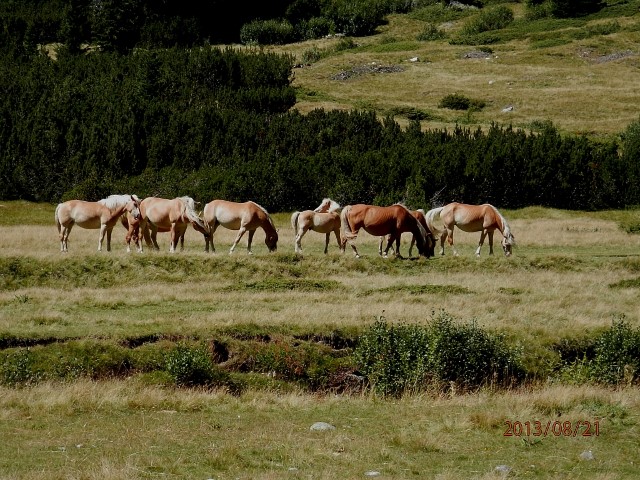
{"left": 204, "top": 199, "right": 251, "bottom": 229}
{"left": 443, "top": 202, "right": 500, "bottom": 232}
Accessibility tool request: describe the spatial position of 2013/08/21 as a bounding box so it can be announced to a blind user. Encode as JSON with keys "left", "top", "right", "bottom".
{"left": 503, "top": 420, "right": 600, "bottom": 437}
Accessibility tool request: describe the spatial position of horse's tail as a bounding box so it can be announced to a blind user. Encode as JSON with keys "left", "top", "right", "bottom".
{"left": 54, "top": 204, "right": 62, "bottom": 234}
{"left": 425, "top": 207, "right": 444, "bottom": 236}
{"left": 291, "top": 211, "right": 300, "bottom": 232}
{"left": 183, "top": 198, "right": 209, "bottom": 235}
{"left": 340, "top": 205, "right": 356, "bottom": 242}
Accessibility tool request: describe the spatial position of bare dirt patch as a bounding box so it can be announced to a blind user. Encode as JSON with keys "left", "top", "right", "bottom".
{"left": 331, "top": 63, "right": 405, "bottom": 81}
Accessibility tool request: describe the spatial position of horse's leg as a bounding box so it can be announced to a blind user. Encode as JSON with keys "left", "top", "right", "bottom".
{"left": 324, "top": 232, "right": 330, "bottom": 254}
{"left": 247, "top": 229, "right": 255, "bottom": 254}
{"left": 378, "top": 236, "right": 384, "bottom": 256}
{"left": 229, "top": 226, "right": 247, "bottom": 254}
{"left": 294, "top": 226, "right": 307, "bottom": 254}
{"left": 206, "top": 221, "right": 218, "bottom": 253}
{"left": 334, "top": 228, "right": 344, "bottom": 253}
{"left": 98, "top": 224, "right": 107, "bottom": 251}
{"left": 447, "top": 227, "right": 459, "bottom": 256}
{"left": 106, "top": 227, "right": 113, "bottom": 252}
{"left": 409, "top": 236, "right": 416, "bottom": 257}
{"left": 439, "top": 231, "right": 447, "bottom": 256}
{"left": 61, "top": 223, "right": 72, "bottom": 252}
{"left": 488, "top": 230, "right": 494, "bottom": 255}
{"left": 151, "top": 225, "right": 160, "bottom": 250}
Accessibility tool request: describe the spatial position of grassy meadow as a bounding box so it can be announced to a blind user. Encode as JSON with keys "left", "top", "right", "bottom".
{"left": 1, "top": 201, "right": 640, "bottom": 478}
{"left": 270, "top": 2, "right": 640, "bottom": 137}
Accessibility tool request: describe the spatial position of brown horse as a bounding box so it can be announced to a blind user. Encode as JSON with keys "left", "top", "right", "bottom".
{"left": 425, "top": 202, "right": 515, "bottom": 257}
{"left": 138, "top": 196, "right": 209, "bottom": 253}
{"left": 291, "top": 198, "right": 343, "bottom": 254}
{"left": 55, "top": 194, "right": 141, "bottom": 252}
{"left": 378, "top": 208, "right": 435, "bottom": 258}
{"left": 340, "top": 203, "right": 431, "bottom": 258}
{"left": 203, "top": 200, "right": 278, "bottom": 254}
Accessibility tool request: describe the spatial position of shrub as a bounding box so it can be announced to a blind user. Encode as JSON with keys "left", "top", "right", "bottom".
{"left": 461, "top": 4, "right": 514, "bottom": 36}
{"left": 0, "top": 349, "right": 41, "bottom": 386}
{"left": 557, "top": 319, "right": 640, "bottom": 385}
{"left": 438, "top": 93, "right": 486, "bottom": 111}
{"left": 355, "top": 312, "right": 524, "bottom": 396}
{"left": 165, "top": 342, "right": 234, "bottom": 389}
{"left": 240, "top": 19, "right": 295, "bottom": 45}
{"left": 417, "top": 23, "right": 446, "bottom": 41}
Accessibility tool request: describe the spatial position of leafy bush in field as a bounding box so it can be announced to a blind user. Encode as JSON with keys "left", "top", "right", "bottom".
{"left": 438, "top": 93, "right": 485, "bottom": 111}
{"left": 165, "top": 342, "right": 234, "bottom": 389}
{"left": 461, "top": 4, "right": 514, "bottom": 36}
{"left": 0, "top": 349, "right": 41, "bottom": 386}
{"left": 355, "top": 312, "right": 523, "bottom": 396}
{"left": 558, "top": 319, "right": 640, "bottom": 385}
{"left": 240, "top": 19, "right": 295, "bottom": 45}
{"left": 417, "top": 23, "right": 446, "bottom": 41}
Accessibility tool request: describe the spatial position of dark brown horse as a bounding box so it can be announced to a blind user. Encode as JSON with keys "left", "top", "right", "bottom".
{"left": 340, "top": 203, "right": 431, "bottom": 258}
{"left": 378, "top": 208, "right": 435, "bottom": 258}
{"left": 425, "top": 202, "right": 515, "bottom": 256}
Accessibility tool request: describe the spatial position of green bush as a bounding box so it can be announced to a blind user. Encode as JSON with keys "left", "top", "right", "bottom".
{"left": 558, "top": 320, "right": 640, "bottom": 385}
{"left": 165, "top": 342, "right": 234, "bottom": 389}
{"left": 355, "top": 312, "right": 523, "bottom": 396}
{"left": 417, "top": 23, "right": 446, "bottom": 41}
{"left": 240, "top": 19, "right": 295, "bottom": 45}
{"left": 0, "top": 349, "right": 41, "bottom": 386}
{"left": 438, "top": 93, "right": 486, "bottom": 111}
{"left": 461, "top": 4, "right": 514, "bottom": 36}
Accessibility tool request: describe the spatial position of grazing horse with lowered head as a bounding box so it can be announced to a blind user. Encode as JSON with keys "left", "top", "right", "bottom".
{"left": 138, "top": 196, "right": 209, "bottom": 253}
{"left": 340, "top": 203, "right": 431, "bottom": 259}
{"left": 378, "top": 207, "right": 435, "bottom": 258}
{"left": 291, "top": 198, "right": 344, "bottom": 254}
{"left": 55, "top": 194, "right": 141, "bottom": 252}
{"left": 203, "top": 200, "right": 278, "bottom": 254}
{"left": 426, "top": 202, "right": 515, "bottom": 257}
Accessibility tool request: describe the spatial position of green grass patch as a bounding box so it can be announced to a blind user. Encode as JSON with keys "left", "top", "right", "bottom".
{"left": 359, "top": 283, "right": 472, "bottom": 296}
{"left": 225, "top": 278, "right": 342, "bottom": 292}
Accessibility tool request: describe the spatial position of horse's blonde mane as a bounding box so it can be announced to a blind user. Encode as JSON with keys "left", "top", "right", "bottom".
{"left": 99, "top": 194, "right": 138, "bottom": 210}
{"left": 488, "top": 204, "right": 515, "bottom": 245}
{"left": 324, "top": 198, "right": 341, "bottom": 212}
{"left": 180, "top": 196, "right": 209, "bottom": 232}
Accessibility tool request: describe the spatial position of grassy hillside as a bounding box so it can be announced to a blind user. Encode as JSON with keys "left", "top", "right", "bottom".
{"left": 268, "top": 1, "right": 640, "bottom": 137}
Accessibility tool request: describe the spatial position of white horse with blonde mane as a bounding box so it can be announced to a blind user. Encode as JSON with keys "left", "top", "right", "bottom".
{"left": 138, "top": 196, "right": 209, "bottom": 253}
{"left": 55, "top": 194, "right": 141, "bottom": 252}
{"left": 426, "top": 202, "right": 515, "bottom": 257}
{"left": 203, "top": 199, "right": 278, "bottom": 254}
{"left": 291, "top": 198, "right": 343, "bottom": 254}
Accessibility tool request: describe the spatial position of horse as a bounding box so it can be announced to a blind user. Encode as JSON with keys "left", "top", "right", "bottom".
{"left": 138, "top": 196, "right": 209, "bottom": 253}
{"left": 291, "top": 198, "right": 344, "bottom": 254}
{"left": 425, "top": 202, "right": 516, "bottom": 257}
{"left": 378, "top": 208, "right": 435, "bottom": 258}
{"left": 340, "top": 203, "right": 431, "bottom": 259}
{"left": 202, "top": 200, "right": 278, "bottom": 254}
{"left": 55, "top": 194, "right": 141, "bottom": 252}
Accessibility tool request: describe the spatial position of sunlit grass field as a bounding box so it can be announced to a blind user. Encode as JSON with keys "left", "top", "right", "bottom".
{"left": 1, "top": 201, "right": 640, "bottom": 478}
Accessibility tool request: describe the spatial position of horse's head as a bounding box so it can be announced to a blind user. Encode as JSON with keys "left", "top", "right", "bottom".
{"left": 502, "top": 233, "right": 515, "bottom": 257}
{"left": 265, "top": 233, "right": 278, "bottom": 252}
{"left": 424, "top": 232, "right": 436, "bottom": 258}
{"left": 128, "top": 195, "right": 142, "bottom": 220}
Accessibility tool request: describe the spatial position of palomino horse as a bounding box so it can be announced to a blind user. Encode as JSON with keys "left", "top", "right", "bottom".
{"left": 55, "top": 194, "right": 141, "bottom": 252}
{"left": 138, "top": 196, "right": 209, "bottom": 253}
{"left": 203, "top": 200, "right": 278, "bottom": 254}
{"left": 378, "top": 208, "right": 435, "bottom": 258}
{"left": 340, "top": 203, "right": 431, "bottom": 258}
{"left": 425, "top": 202, "right": 515, "bottom": 257}
{"left": 291, "top": 198, "right": 344, "bottom": 254}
